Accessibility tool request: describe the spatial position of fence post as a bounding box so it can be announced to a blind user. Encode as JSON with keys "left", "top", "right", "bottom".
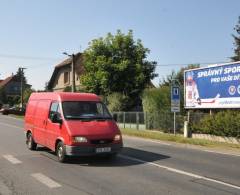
{"left": 136, "top": 112, "right": 139, "bottom": 130}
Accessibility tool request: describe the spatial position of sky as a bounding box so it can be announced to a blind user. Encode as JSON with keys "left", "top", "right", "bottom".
{"left": 0, "top": 0, "right": 240, "bottom": 90}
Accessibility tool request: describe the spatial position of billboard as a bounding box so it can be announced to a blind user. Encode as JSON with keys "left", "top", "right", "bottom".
{"left": 184, "top": 61, "right": 240, "bottom": 109}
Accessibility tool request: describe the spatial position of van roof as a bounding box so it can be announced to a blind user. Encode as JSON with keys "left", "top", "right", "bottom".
{"left": 29, "top": 92, "right": 101, "bottom": 102}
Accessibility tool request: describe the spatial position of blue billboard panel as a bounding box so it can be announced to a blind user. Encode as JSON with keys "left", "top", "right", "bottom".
{"left": 184, "top": 62, "right": 240, "bottom": 109}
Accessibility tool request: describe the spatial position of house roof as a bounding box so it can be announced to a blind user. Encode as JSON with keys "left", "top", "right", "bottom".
{"left": 0, "top": 75, "right": 32, "bottom": 90}
{"left": 47, "top": 52, "right": 82, "bottom": 90}
{"left": 0, "top": 76, "right": 15, "bottom": 88}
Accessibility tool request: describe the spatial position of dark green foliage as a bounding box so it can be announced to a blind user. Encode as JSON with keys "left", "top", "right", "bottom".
{"left": 231, "top": 16, "right": 240, "bottom": 62}
{"left": 160, "top": 64, "right": 200, "bottom": 114}
{"left": 190, "top": 110, "right": 240, "bottom": 138}
{"left": 0, "top": 87, "right": 7, "bottom": 104}
{"left": 160, "top": 64, "right": 200, "bottom": 86}
{"left": 81, "top": 30, "right": 157, "bottom": 109}
{"left": 63, "top": 86, "right": 72, "bottom": 92}
{"left": 106, "top": 92, "right": 129, "bottom": 112}
{"left": 142, "top": 65, "right": 200, "bottom": 131}
{"left": 23, "top": 88, "right": 35, "bottom": 104}
{"left": 142, "top": 87, "right": 173, "bottom": 130}
{"left": 15, "top": 68, "right": 27, "bottom": 84}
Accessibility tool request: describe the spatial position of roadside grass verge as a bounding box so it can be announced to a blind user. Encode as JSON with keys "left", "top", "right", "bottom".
{"left": 121, "top": 128, "right": 240, "bottom": 150}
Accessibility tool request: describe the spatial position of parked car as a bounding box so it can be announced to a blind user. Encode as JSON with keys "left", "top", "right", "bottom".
{"left": 0, "top": 106, "right": 25, "bottom": 115}
{"left": 24, "top": 92, "right": 123, "bottom": 162}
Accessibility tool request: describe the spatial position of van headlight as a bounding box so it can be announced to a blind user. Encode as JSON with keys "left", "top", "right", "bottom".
{"left": 114, "top": 134, "right": 121, "bottom": 141}
{"left": 73, "top": 136, "right": 88, "bottom": 143}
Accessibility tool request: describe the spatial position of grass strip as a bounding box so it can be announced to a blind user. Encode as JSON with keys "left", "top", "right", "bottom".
{"left": 121, "top": 128, "right": 240, "bottom": 150}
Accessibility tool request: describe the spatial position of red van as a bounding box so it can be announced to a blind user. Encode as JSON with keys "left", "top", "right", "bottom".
{"left": 24, "top": 92, "right": 123, "bottom": 162}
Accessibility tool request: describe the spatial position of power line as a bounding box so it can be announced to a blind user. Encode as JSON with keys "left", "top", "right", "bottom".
{"left": 0, "top": 53, "right": 232, "bottom": 67}
{"left": 155, "top": 61, "right": 230, "bottom": 67}
{"left": 0, "top": 53, "right": 61, "bottom": 61}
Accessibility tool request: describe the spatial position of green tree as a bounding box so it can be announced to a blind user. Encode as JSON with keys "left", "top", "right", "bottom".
{"left": 23, "top": 88, "right": 35, "bottom": 104}
{"left": 63, "top": 86, "right": 72, "bottom": 92}
{"left": 0, "top": 87, "right": 7, "bottom": 104}
{"left": 160, "top": 64, "right": 200, "bottom": 86}
{"left": 231, "top": 16, "right": 240, "bottom": 61}
{"left": 15, "top": 68, "right": 27, "bottom": 84}
{"left": 142, "top": 86, "right": 172, "bottom": 130}
{"left": 159, "top": 64, "right": 200, "bottom": 113}
{"left": 106, "top": 92, "right": 129, "bottom": 112}
{"left": 81, "top": 30, "right": 157, "bottom": 109}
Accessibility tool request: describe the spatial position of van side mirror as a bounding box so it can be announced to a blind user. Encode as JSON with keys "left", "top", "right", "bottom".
{"left": 52, "top": 113, "right": 62, "bottom": 124}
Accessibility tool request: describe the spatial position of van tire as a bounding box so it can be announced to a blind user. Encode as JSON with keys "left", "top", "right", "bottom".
{"left": 56, "top": 142, "right": 67, "bottom": 163}
{"left": 26, "top": 132, "right": 37, "bottom": 150}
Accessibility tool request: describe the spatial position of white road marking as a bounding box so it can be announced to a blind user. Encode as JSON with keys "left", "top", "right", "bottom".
{"left": 119, "top": 154, "right": 240, "bottom": 190}
{"left": 31, "top": 173, "right": 61, "bottom": 188}
{"left": 3, "top": 155, "right": 22, "bottom": 164}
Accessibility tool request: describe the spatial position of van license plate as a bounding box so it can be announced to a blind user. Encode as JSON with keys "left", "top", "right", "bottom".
{"left": 96, "top": 147, "right": 111, "bottom": 153}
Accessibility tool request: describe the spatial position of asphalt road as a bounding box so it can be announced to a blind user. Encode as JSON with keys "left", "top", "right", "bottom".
{"left": 0, "top": 115, "right": 240, "bottom": 195}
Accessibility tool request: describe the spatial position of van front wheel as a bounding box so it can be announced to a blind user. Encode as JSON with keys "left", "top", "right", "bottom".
{"left": 26, "top": 132, "right": 37, "bottom": 150}
{"left": 56, "top": 142, "right": 67, "bottom": 163}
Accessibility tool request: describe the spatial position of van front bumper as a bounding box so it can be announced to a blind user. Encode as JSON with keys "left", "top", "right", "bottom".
{"left": 65, "top": 143, "right": 123, "bottom": 156}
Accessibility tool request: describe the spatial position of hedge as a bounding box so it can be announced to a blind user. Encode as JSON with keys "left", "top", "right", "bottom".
{"left": 190, "top": 110, "right": 240, "bottom": 138}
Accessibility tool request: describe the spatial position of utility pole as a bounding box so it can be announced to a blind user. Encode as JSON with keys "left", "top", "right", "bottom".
{"left": 71, "top": 54, "right": 76, "bottom": 92}
{"left": 19, "top": 67, "right": 26, "bottom": 109}
{"left": 63, "top": 52, "right": 76, "bottom": 92}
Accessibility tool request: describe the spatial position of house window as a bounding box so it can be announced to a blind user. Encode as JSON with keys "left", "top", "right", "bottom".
{"left": 64, "top": 72, "right": 69, "bottom": 84}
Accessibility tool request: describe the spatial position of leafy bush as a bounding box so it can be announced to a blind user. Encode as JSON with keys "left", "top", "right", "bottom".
{"left": 142, "top": 87, "right": 170, "bottom": 129}
{"left": 142, "top": 87, "right": 185, "bottom": 132}
{"left": 106, "top": 92, "right": 129, "bottom": 112}
{"left": 190, "top": 110, "right": 240, "bottom": 138}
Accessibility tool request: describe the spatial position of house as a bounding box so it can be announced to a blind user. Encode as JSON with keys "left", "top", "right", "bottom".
{"left": 47, "top": 53, "right": 84, "bottom": 91}
{"left": 0, "top": 74, "right": 31, "bottom": 102}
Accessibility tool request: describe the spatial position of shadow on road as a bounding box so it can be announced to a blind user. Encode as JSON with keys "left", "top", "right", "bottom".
{"left": 37, "top": 146, "right": 170, "bottom": 167}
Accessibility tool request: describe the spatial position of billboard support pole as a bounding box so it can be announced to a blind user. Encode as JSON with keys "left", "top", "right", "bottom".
{"left": 187, "top": 111, "right": 190, "bottom": 122}
{"left": 210, "top": 109, "right": 212, "bottom": 116}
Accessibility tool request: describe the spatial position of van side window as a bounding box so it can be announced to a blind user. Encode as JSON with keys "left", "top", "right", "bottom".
{"left": 49, "top": 102, "right": 59, "bottom": 120}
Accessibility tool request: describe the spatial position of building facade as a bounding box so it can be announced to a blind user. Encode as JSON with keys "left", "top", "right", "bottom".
{"left": 47, "top": 53, "right": 84, "bottom": 91}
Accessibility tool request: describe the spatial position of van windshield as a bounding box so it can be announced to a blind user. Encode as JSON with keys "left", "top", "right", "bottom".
{"left": 62, "top": 101, "right": 112, "bottom": 120}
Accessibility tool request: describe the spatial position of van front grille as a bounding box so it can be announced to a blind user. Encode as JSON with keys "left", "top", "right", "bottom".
{"left": 91, "top": 139, "right": 113, "bottom": 145}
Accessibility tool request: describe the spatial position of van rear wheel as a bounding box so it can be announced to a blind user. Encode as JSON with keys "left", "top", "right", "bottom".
{"left": 56, "top": 142, "right": 67, "bottom": 163}
{"left": 26, "top": 132, "right": 37, "bottom": 150}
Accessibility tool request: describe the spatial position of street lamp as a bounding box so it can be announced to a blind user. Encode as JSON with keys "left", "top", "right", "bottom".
{"left": 62, "top": 52, "right": 75, "bottom": 92}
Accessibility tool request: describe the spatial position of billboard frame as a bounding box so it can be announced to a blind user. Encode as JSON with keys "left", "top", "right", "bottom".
{"left": 184, "top": 61, "right": 240, "bottom": 109}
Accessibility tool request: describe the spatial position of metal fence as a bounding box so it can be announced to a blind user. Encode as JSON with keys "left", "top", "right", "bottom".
{"left": 112, "top": 112, "right": 187, "bottom": 133}
{"left": 112, "top": 111, "right": 211, "bottom": 133}
{"left": 112, "top": 112, "right": 146, "bottom": 130}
